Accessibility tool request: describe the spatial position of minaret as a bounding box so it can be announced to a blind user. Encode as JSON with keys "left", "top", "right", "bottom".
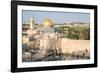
{"left": 29, "top": 17, "right": 34, "bottom": 30}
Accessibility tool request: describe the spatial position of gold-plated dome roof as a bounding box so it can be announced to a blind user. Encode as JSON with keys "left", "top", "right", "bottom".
{"left": 43, "top": 18, "right": 53, "bottom": 28}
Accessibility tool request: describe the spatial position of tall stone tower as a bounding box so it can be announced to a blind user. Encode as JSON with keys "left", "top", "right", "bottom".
{"left": 29, "top": 17, "right": 35, "bottom": 30}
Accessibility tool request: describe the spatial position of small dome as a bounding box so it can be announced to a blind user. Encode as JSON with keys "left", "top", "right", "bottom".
{"left": 43, "top": 18, "right": 53, "bottom": 28}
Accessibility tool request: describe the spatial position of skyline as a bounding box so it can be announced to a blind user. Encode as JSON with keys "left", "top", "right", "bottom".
{"left": 22, "top": 10, "right": 90, "bottom": 24}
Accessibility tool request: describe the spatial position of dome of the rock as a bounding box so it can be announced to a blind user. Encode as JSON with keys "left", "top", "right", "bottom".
{"left": 43, "top": 18, "right": 53, "bottom": 28}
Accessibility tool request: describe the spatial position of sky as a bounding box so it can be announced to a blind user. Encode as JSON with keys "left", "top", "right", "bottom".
{"left": 22, "top": 10, "right": 90, "bottom": 24}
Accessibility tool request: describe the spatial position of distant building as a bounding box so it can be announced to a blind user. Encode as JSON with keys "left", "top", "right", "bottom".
{"left": 22, "top": 17, "right": 38, "bottom": 36}
{"left": 39, "top": 18, "right": 54, "bottom": 33}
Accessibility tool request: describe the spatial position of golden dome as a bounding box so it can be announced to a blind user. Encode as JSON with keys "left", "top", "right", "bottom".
{"left": 43, "top": 18, "right": 53, "bottom": 28}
